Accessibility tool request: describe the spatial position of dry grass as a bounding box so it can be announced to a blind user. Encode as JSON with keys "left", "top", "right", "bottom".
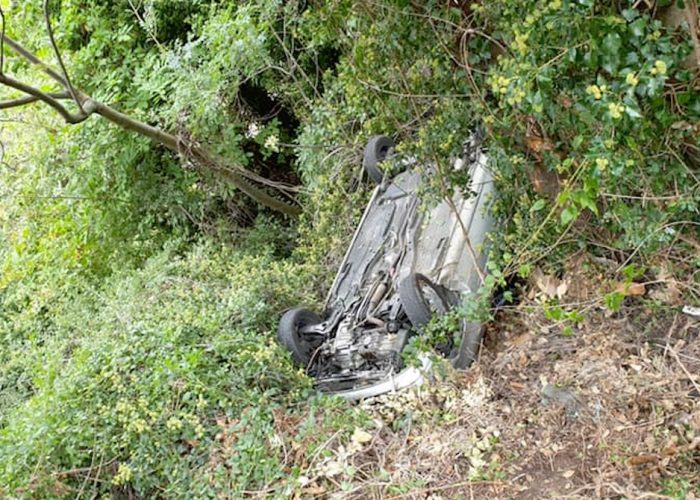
{"left": 292, "top": 256, "right": 700, "bottom": 499}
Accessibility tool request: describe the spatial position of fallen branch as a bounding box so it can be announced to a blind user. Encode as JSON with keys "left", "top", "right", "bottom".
{"left": 43, "top": 0, "right": 84, "bottom": 113}
{"left": 0, "top": 18, "right": 301, "bottom": 215}
{"left": 0, "top": 73, "right": 90, "bottom": 123}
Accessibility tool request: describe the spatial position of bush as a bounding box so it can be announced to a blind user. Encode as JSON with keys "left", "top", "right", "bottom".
{"left": 0, "top": 241, "right": 352, "bottom": 497}
{"left": 1, "top": 0, "right": 698, "bottom": 496}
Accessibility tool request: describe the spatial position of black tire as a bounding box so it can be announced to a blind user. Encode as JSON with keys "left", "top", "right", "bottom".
{"left": 363, "top": 135, "right": 395, "bottom": 184}
{"left": 398, "top": 273, "right": 453, "bottom": 328}
{"left": 277, "top": 308, "right": 322, "bottom": 365}
{"left": 451, "top": 321, "right": 484, "bottom": 369}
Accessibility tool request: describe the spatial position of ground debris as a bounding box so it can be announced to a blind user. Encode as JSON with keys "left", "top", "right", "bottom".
{"left": 540, "top": 384, "right": 584, "bottom": 418}
{"left": 300, "top": 267, "right": 700, "bottom": 498}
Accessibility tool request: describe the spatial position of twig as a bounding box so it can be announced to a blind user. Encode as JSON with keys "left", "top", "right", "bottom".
{"left": 0, "top": 73, "right": 88, "bottom": 123}
{"left": 504, "top": 160, "right": 588, "bottom": 276}
{"left": 357, "top": 77, "right": 471, "bottom": 99}
{"left": 600, "top": 192, "right": 688, "bottom": 201}
{"left": 0, "top": 91, "right": 70, "bottom": 109}
{"left": 435, "top": 156, "right": 486, "bottom": 285}
{"left": 44, "top": 0, "right": 84, "bottom": 113}
{"left": 0, "top": 5, "right": 5, "bottom": 74}
{"left": 52, "top": 457, "right": 117, "bottom": 478}
{"left": 615, "top": 221, "right": 700, "bottom": 273}
{"left": 307, "top": 429, "right": 343, "bottom": 471}
{"left": 127, "top": 0, "right": 164, "bottom": 51}
{"left": 2, "top": 35, "right": 69, "bottom": 88}
{"left": 667, "top": 343, "right": 700, "bottom": 397}
{"left": 76, "top": 445, "right": 97, "bottom": 498}
{"left": 387, "top": 480, "right": 505, "bottom": 499}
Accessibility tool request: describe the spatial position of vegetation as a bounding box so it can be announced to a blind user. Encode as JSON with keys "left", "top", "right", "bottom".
{"left": 0, "top": 0, "right": 697, "bottom": 497}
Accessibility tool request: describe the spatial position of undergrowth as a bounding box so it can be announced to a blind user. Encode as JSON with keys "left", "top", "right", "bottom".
{"left": 0, "top": 0, "right": 698, "bottom": 496}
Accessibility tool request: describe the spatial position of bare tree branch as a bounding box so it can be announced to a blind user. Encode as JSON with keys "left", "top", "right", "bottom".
{"left": 0, "top": 73, "right": 88, "bottom": 123}
{"left": 2, "top": 35, "right": 69, "bottom": 88}
{"left": 43, "top": 0, "right": 84, "bottom": 113}
{"left": 0, "top": 91, "right": 70, "bottom": 109}
{"left": 0, "top": 13, "right": 302, "bottom": 215}
{"left": 0, "top": 6, "right": 6, "bottom": 74}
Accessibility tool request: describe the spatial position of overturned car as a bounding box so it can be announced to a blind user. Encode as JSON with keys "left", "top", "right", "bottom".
{"left": 278, "top": 135, "right": 495, "bottom": 400}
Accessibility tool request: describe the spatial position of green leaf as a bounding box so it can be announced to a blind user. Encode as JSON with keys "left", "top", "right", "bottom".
{"left": 560, "top": 206, "right": 579, "bottom": 225}
{"left": 602, "top": 33, "right": 622, "bottom": 54}
{"left": 629, "top": 18, "right": 647, "bottom": 38}
{"left": 621, "top": 9, "right": 639, "bottom": 22}
{"left": 624, "top": 106, "right": 642, "bottom": 119}
{"left": 580, "top": 196, "right": 598, "bottom": 215}
{"left": 604, "top": 292, "right": 625, "bottom": 312}
{"left": 530, "top": 199, "right": 547, "bottom": 212}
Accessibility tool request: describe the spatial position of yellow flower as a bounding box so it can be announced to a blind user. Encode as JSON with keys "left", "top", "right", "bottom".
{"left": 549, "top": 0, "right": 562, "bottom": 9}
{"left": 491, "top": 75, "right": 511, "bottom": 95}
{"left": 595, "top": 158, "right": 609, "bottom": 170}
{"left": 608, "top": 102, "right": 625, "bottom": 119}
{"left": 513, "top": 31, "right": 529, "bottom": 55}
{"left": 129, "top": 418, "right": 147, "bottom": 434}
{"left": 195, "top": 423, "right": 205, "bottom": 439}
{"left": 604, "top": 139, "right": 614, "bottom": 149}
{"left": 509, "top": 88, "right": 526, "bottom": 105}
{"left": 586, "top": 85, "right": 602, "bottom": 100}
{"left": 112, "top": 464, "right": 133, "bottom": 485}
{"left": 653, "top": 60, "right": 667, "bottom": 75}
{"left": 166, "top": 417, "right": 183, "bottom": 431}
{"left": 625, "top": 72, "right": 639, "bottom": 87}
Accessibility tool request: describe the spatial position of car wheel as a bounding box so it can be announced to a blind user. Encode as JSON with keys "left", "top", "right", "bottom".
{"left": 363, "top": 135, "right": 395, "bottom": 184}
{"left": 451, "top": 321, "right": 484, "bottom": 369}
{"left": 277, "top": 308, "right": 322, "bottom": 365}
{"left": 398, "top": 273, "right": 453, "bottom": 328}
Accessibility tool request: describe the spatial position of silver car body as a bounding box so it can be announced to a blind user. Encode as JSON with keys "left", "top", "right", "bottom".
{"left": 304, "top": 141, "right": 495, "bottom": 400}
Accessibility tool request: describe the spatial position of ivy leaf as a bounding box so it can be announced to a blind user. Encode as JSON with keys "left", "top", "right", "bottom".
{"left": 579, "top": 196, "right": 599, "bottom": 215}
{"left": 602, "top": 33, "right": 622, "bottom": 54}
{"left": 621, "top": 9, "right": 639, "bottom": 22}
{"left": 601, "top": 33, "right": 622, "bottom": 72}
{"left": 624, "top": 51, "right": 640, "bottom": 65}
{"left": 628, "top": 18, "right": 647, "bottom": 38}
{"left": 624, "top": 106, "right": 642, "bottom": 119}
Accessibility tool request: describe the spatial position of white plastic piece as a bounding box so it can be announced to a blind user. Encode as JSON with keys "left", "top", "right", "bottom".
{"left": 331, "top": 355, "right": 432, "bottom": 401}
{"left": 682, "top": 305, "right": 700, "bottom": 319}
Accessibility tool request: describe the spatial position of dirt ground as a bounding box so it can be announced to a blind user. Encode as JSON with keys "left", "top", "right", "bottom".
{"left": 300, "top": 258, "right": 700, "bottom": 499}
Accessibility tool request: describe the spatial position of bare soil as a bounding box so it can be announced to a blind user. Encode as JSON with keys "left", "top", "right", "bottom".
{"left": 298, "top": 258, "right": 700, "bottom": 499}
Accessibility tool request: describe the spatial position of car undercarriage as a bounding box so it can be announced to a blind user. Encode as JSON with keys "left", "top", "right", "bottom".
{"left": 278, "top": 134, "right": 495, "bottom": 400}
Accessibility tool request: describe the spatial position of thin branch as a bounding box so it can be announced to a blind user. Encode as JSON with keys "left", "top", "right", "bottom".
{"left": 1, "top": 35, "right": 68, "bottom": 88}
{"left": 127, "top": 0, "right": 164, "bottom": 51}
{"left": 0, "top": 73, "right": 87, "bottom": 123}
{"left": 0, "top": 91, "right": 70, "bottom": 109}
{"left": 0, "top": 26, "right": 301, "bottom": 215}
{"left": 0, "top": 6, "right": 5, "bottom": 74}
{"left": 44, "top": 0, "right": 83, "bottom": 113}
